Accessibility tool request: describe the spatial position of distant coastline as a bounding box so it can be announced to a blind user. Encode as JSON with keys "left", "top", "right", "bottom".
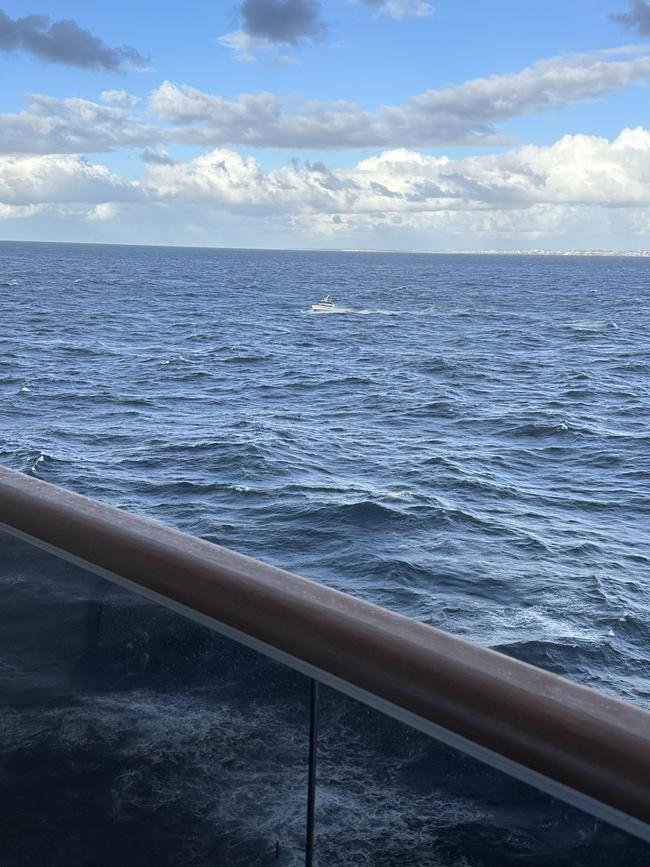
{"left": 2, "top": 238, "right": 650, "bottom": 257}
{"left": 341, "top": 248, "right": 650, "bottom": 257}
{"left": 431, "top": 249, "right": 650, "bottom": 257}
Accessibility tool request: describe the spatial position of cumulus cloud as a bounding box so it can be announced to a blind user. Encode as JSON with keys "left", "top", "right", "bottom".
{"left": 0, "top": 9, "right": 148, "bottom": 71}
{"left": 5, "top": 129, "right": 650, "bottom": 248}
{"left": 0, "top": 154, "right": 140, "bottom": 205}
{"left": 611, "top": 1, "right": 650, "bottom": 35}
{"left": 150, "top": 48, "right": 650, "bottom": 149}
{"left": 351, "top": 128, "right": 650, "bottom": 208}
{"left": 87, "top": 202, "right": 119, "bottom": 221}
{"left": 356, "top": 0, "right": 433, "bottom": 19}
{"left": 132, "top": 128, "right": 650, "bottom": 215}
{"left": 5, "top": 48, "right": 650, "bottom": 155}
{"left": 0, "top": 93, "right": 161, "bottom": 154}
{"left": 100, "top": 89, "right": 140, "bottom": 108}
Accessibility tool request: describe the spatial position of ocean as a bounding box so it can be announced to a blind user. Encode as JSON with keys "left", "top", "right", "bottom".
{"left": 0, "top": 241, "right": 649, "bottom": 865}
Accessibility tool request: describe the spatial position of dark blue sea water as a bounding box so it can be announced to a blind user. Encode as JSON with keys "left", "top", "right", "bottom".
{"left": 1, "top": 241, "right": 649, "bottom": 864}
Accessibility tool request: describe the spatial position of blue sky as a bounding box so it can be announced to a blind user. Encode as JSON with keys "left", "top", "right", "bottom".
{"left": 2, "top": 0, "right": 650, "bottom": 249}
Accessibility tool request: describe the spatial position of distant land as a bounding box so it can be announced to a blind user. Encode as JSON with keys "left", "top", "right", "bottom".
{"left": 440, "top": 249, "right": 650, "bottom": 257}
{"left": 2, "top": 239, "right": 650, "bottom": 257}
{"left": 341, "top": 248, "right": 650, "bottom": 257}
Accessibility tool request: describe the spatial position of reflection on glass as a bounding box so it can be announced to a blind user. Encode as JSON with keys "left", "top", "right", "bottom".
{"left": 315, "top": 685, "right": 650, "bottom": 866}
{"left": 0, "top": 529, "right": 309, "bottom": 866}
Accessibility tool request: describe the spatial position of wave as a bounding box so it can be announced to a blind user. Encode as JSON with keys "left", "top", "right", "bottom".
{"left": 307, "top": 305, "right": 402, "bottom": 316}
{"left": 300, "top": 498, "right": 412, "bottom": 529}
{"left": 157, "top": 354, "right": 197, "bottom": 366}
{"left": 565, "top": 319, "right": 619, "bottom": 332}
{"left": 220, "top": 353, "right": 271, "bottom": 364}
{"left": 419, "top": 356, "right": 454, "bottom": 374}
{"left": 502, "top": 420, "right": 571, "bottom": 437}
{"left": 2, "top": 242, "right": 650, "bottom": 748}
{"left": 408, "top": 400, "right": 458, "bottom": 418}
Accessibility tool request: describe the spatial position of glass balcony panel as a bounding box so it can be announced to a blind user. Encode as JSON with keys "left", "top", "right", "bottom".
{"left": 314, "top": 684, "right": 650, "bottom": 866}
{"left": 0, "top": 528, "right": 309, "bottom": 867}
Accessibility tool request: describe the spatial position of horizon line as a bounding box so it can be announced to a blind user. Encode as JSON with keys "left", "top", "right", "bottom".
{"left": 1, "top": 238, "right": 650, "bottom": 257}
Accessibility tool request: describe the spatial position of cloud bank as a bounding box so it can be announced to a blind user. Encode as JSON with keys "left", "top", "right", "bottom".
{"left": 4, "top": 47, "right": 649, "bottom": 155}
{"left": 5, "top": 128, "right": 650, "bottom": 248}
{"left": 147, "top": 48, "right": 650, "bottom": 150}
{"left": 0, "top": 9, "right": 149, "bottom": 70}
{"left": 4, "top": 127, "right": 650, "bottom": 214}
{"left": 133, "top": 128, "right": 650, "bottom": 212}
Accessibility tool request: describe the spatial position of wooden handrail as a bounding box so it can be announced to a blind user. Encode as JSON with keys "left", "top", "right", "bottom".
{"left": 0, "top": 464, "right": 649, "bottom": 841}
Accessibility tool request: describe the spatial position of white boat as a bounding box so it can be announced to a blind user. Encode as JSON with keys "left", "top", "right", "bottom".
{"left": 310, "top": 294, "right": 335, "bottom": 312}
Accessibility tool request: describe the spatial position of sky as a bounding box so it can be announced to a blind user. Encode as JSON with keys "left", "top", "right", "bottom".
{"left": 2, "top": 0, "right": 650, "bottom": 250}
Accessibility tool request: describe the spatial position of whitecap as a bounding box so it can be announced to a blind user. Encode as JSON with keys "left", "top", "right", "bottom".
{"left": 158, "top": 355, "right": 195, "bottom": 366}
{"left": 307, "top": 306, "right": 401, "bottom": 316}
{"left": 29, "top": 452, "right": 47, "bottom": 473}
{"left": 566, "top": 319, "right": 618, "bottom": 332}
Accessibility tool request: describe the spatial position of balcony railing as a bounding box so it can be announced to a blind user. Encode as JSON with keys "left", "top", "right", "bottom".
{"left": 0, "top": 464, "right": 649, "bottom": 865}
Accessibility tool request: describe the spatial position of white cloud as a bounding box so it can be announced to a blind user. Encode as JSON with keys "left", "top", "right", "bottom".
{"left": 149, "top": 48, "right": 650, "bottom": 149}
{"left": 0, "top": 154, "right": 140, "bottom": 204}
{"left": 218, "top": 29, "right": 300, "bottom": 64}
{"left": 4, "top": 48, "right": 650, "bottom": 155}
{"left": 0, "top": 203, "right": 45, "bottom": 220}
{"left": 288, "top": 203, "right": 573, "bottom": 242}
{"left": 355, "top": 0, "right": 433, "bottom": 19}
{"left": 6, "top": 127, "right": 650, "bottom": 214}
{"left": 142, "top": 128, "right": 650, "bottom": 216}
{"left": 5, "top": 128, "right": 650, "bottom": 248}
{"left": 218, "top": 29, "right": 273, "bottom": 62}
{"left": 100, "top": 89, "right": 141, "bottom": 108}
{"left": 0, "top": 93, "right": 161, "bottom": 154}
{"left": 452, "top": 126, "right": 650, "bottom": 206}
{"left": 87, "top": 202, "right": 119, "bottom": 221}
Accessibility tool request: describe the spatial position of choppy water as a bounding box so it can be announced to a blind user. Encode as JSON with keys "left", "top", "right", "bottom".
{"left": 1, "top": 241, "right": 649, "bottom": 864}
